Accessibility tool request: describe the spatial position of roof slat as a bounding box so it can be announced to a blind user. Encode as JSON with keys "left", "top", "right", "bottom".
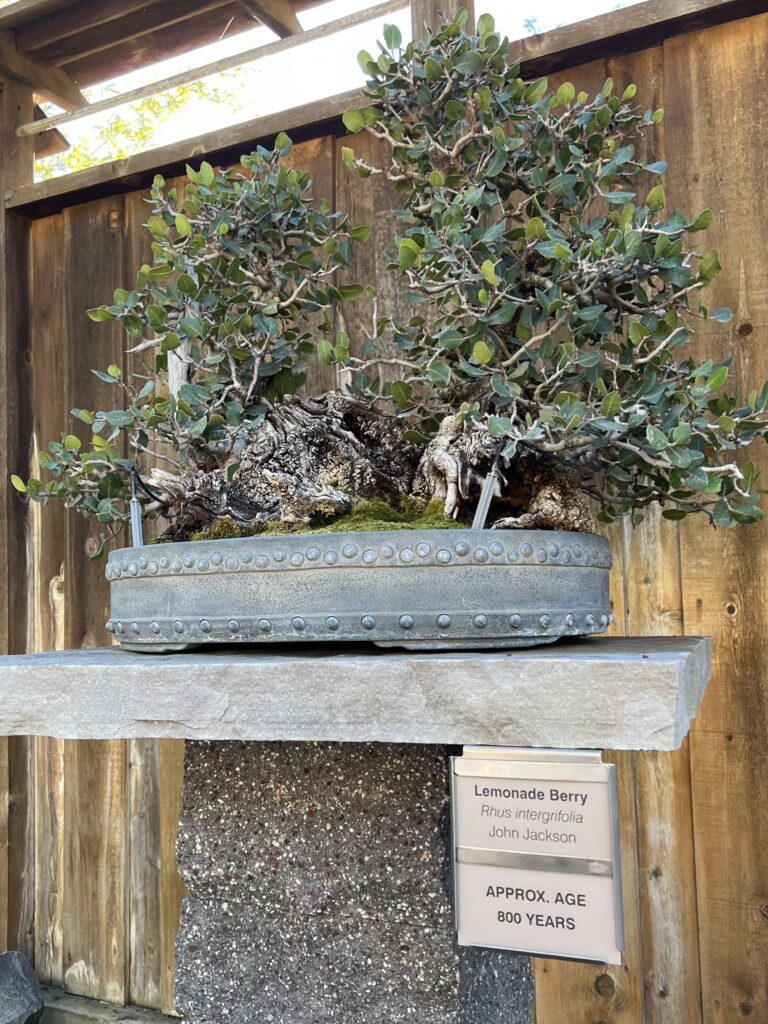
{"left": 21, "top": 0, "right": 230, "bottom": 66}
{"left": 0, "top": 0, "right": 82, "bottom": 31}
{"left": 14, "top": 0, "right": 227, "bottom": 55}
{"left": 0, "top": 26, "right": 86, "bottom": 108}
{"left": 18, "top": 0, "right": 408, "bottom": 138}
{"left": 236, "top": 0, "right": 302, "bottom": 37}
{"left": 59, "top": 2, "right": 256, "bottom": 86}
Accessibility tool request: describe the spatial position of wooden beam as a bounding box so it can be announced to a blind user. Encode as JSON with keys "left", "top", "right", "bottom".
{"left": 237, "top": 0, "right": 302, "bottom": 36}
{"left": 60, "top": 2, "right": 255, "bottom": 88}
{"left": 510, "top": 0, "right": 768, "bottom": 76}
{"left": 0, "top": 28, "right": 86, "bottom": 109}
{"left": 15, "top": 0, "right": 229, "bottom": 58}
{"left": 32, "top": 104, "right": 69, "bottom": 158}
{"left": 7, "top": 88, "right": 360, "bottom": 216}
{"left": 25, "top": 0, "right": 226, "bottom": 68}
{"left": 16, "top": 0, "right": 408, "bottom": 139}
{"left": 0, "top": 0, "right": 82, "bottom": 32}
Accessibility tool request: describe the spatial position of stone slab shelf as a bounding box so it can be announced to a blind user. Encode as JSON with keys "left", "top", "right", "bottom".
{"left": 0, "top": 636, "right": 710, "bottom": 750}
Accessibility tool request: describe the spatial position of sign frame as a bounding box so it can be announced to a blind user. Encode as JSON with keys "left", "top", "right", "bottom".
{"left": 450, "top": 746, "right": 625, "bottom": 965}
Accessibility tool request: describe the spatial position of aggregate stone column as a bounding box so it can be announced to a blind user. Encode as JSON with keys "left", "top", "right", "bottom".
{"left": 175, "top": 741, "right": 532, "bottom": 1023}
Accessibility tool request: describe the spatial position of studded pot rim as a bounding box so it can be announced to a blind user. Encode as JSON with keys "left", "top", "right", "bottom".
{"left": 107, "top": 528, "right": 613, "bottom": 652}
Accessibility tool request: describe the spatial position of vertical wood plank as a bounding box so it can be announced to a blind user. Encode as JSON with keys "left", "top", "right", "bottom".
{"left": 56, "top": 197, "right": 130, "bottom": 1004}
{"left": 665, "top": 13, "right": 768, "bottom": 1024}
{"left": 411, "top": 0, "right": 474, "bottom": 39}
{"left": 27, "top": 211, "right": 70, "bottom": 979}
{"left": 530, "top": 57, "right": 647, "bottom": 1024}
{"left": 0, "top": 76, "right": 35, "bottom": 963}
{"left": 609, "top": 45, "right": 703, "bottom": 1024}
{"left": 61, "top": 740, "right": 127, "bottom": 1003}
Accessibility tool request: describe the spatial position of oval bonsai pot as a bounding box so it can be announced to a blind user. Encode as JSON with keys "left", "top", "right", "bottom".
{"left": 106, "top": 528, "right": 612, "bottom": 652}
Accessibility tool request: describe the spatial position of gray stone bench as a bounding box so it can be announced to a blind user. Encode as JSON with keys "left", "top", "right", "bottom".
{"left": 0, "top": 637, "right": 711, "bottom": 1023}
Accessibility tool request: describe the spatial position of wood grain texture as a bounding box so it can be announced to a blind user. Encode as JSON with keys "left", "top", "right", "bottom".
{"left": 0, "top": 77, "right": 35, "bottom": 968}
{"left": 610, "top": 44, "right": 703, "bottom": 1024}
{"left": 0, "top": 28, "right": 86, "bottom": 108}
{"left": 666, "top": 13, "right": 768, "bottom": 1024}
{"left": 531, "top": 58, "right": 648, "bottom": 1024}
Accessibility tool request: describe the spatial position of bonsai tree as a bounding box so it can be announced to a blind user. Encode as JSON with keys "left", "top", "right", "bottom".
{"left": 13, "top": 11, "right": 768, "bottom": 547}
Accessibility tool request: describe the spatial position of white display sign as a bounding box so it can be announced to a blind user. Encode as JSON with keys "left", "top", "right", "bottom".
{"left": 451, "top": 747, "right": 624, "bottom": 965}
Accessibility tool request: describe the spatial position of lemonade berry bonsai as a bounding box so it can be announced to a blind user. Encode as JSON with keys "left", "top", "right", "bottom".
{"left": 13, "top": 11, "right": 768, "bottom": 551}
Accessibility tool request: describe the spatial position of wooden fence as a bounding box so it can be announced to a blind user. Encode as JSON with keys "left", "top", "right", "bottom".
{"left": 1, "top": 2, "right": 767, "bottom": 1020}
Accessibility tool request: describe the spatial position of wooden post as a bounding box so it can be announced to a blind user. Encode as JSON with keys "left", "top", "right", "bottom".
{"left": 0, "top": 75, "right": 35, "bottom": 957}
{"left": 411, "top": 0, "right": 474, "bottom": 41}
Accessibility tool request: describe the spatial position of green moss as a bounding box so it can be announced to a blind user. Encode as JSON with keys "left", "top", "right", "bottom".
{"left": 254, "top": 496, "right": 467, "bottom": 536}
{"left": 188, "top": 497, "right": 468, "bottom": 540}
{"left": 190, "top": 516, "right": 246, "bottom": 542}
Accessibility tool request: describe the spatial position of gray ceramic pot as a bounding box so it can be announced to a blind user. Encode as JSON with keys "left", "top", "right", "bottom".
{"left": 106, "top": 528, "right": 612, "bottom": 652}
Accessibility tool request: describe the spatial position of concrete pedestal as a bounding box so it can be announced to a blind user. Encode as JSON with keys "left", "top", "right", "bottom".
{"left": 0, "top": 636, "right": 712, "bottom": 1022}
{"left": 175, "top": 741, "right": 533, "bottom": 1024}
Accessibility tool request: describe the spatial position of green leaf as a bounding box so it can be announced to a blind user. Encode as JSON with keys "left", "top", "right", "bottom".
{"left": 107, "top": 364, "right": 121, "bottom": 379}
{"left": 161, "top": 332, "right": 182, "bottom": 353}
{"left": 342, "top": 108, "right": 366, "bottom": 133}
{"left": 424, "top": 57, "right": 443, "bottom": 80}
{"left": 429, "top": 170, "right": 445, "bottom": 188}
{"left": 63, "top": 434, "right": 81, "bottom": 450}
{"left": 316, "top": 340, "right": 334, "bottom": 364}
{"left": 622, "top": 84, "right": 637, "bottom": 100}
{"left": 10, "top": 475, "right": 27, "bottom": 493}
{"left": 455, "top": 50, "right": 484, "bottom": 75}
{"left": 488, "top": 416, "right": 513, "bottom": 438}
{"left": 86, "top": 306, "right": 115, "bottom": 322}
{"left": 599, "top": 392, "right": 621, "bottom": 417}
{"left": 477, "top": 12, "right": 495, "bottom": 33}
{"left": 443, "top": 99, "right": 466, "bottom": 122}
{"left": 629, "top": 322, "right": 650, "bottom": 345}
{"left": 688, "top": 209, "right": 712, "bottom": 232}
{"left": 390, "top": 380, "right": 412, "bottom": 408}
{"left": 646, "top": 425, "right": 667, "bottom": 449}
{"left": 146, "top": 305, "right": 166, "bottom": 329}
{"left": 147, "top": 215, "right": 168, "bottom": 237}
{"left": 699, "top": 249, "right": 721, "bottom": 281}
{"left": 337, "top": 284, "right": 365, "bottom": 300}
{"left": 427, "top": 360, "right": 451, "bottom": 386}
{"left": 175, "top": 213, "right": 192, "bottom": 237}
{"left": 357, "top": 49, "right": 375, "bottom": 73}
{"left": 350, "top": 223, "right": 372, "bottom": 242}
{"left": 710, "top": 307, "right": 732, "bottom": 323}
{"left": 340, "top": 146, "right": 357, "bottom": 172}
{"left": 383, "top": 22, "right": 402, "bottom": 50}
{"left": 646, "top": 184, "right": 665, "bottom": 211}
{"left": 274, "top": 132, "right": 292, "bottom": 155}
{"left": 555, "top": 82, "right": 575, "bottom": 105}
{"left": 525, "top": 217, "right": 547, "bottom": 241}
{"left": 707, "top": 365, "right": 728, "bottom": 390}
{"left": 199, "top": 161, "right": 215, "bottom": 186}
{"left": 481, "top": 259, "right": 499, "bottom": 286}
{"left": 399, "top": 237, "right": 421, "bottom": 271}
{"left": 525, "top": 78, "right": 549, "bottom": 104}
{"left": 472, "top": 340, "right": 493, "bottom": 364}
{"left": 662, "top": 508, "right": 688, "bottom": 520}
